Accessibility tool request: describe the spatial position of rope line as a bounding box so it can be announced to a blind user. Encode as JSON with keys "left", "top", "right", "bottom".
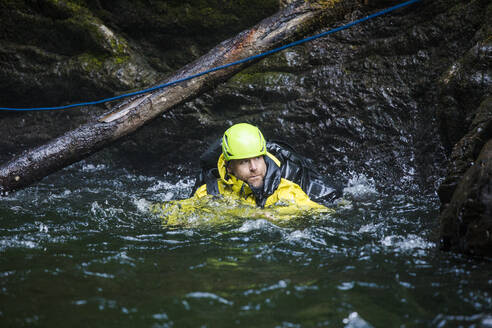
{"left": 0, "top": 0, "right": 420, "bottom": 111}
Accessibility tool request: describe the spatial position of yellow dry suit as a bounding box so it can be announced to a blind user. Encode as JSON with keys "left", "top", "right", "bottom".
{"left": 193, "top": 152, "right": 330, "bottom": 214}
{"left": 152, "top": 152, "right": 333, "bottom": 227}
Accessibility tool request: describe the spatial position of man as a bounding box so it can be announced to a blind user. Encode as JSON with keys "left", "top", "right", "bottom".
{"left": 193, "top": 123, "right": 327, "bottom": 211}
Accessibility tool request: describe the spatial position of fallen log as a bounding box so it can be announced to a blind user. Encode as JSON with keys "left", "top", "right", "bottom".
{"left": 0, "top": 1, "right": 355, "bottom": 194}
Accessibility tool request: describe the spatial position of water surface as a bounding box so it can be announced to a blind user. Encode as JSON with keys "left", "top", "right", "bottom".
{"left": 1, "top": 162, "right": 491, "bottom": 327}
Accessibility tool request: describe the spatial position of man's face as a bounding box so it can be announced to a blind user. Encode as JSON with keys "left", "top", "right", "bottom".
{"left": 227, "top": 156, "right": 267, "bottom": 188}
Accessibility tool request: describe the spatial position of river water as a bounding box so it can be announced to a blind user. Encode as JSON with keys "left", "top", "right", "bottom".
{"left": 1, "top": 161, "right": 491, "bottom": 327}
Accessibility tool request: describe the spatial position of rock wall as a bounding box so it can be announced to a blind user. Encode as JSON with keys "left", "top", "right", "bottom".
{"left": 0, "top": 0, "right": 278, "bottom": 159}
{"left": 436, "top": 0, "right": 492, "bottom": 255}
{"left": 0, "top": 0, "right": 278, "bottom": 107}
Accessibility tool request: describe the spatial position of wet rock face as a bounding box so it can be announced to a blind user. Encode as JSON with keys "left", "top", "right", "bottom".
{"left": 438, "top": 96, "right": 492, "bottom": 208}
{"left": 440, "top": 139, "right": 492, "bottom": 256}
{"left": 151, "top": 0, "right": 484, "bottom": 194}
{"left": 0, "top": 0, "right": 156, "bottom": 108}
{"left": 436, "top": 14, "right": 492, "bottom": 154}
{"left": 436, "top": 0, "right": 492, "bottom": 255}
{"left": 0, "top": 0, "right": 278, "bottom": 108}
{"left": 0, "top": 0, "right": 278, "bottom": 160}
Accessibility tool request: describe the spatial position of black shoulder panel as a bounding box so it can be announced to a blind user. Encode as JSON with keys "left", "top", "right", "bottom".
{"left": 206, "top": 178, "right": 220, "bottom": 196}
{"left": 267, "top": 140, "right": 342, "bottom": 203}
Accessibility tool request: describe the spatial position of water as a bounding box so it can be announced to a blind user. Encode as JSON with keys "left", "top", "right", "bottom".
{"left": 1, "top": 162, "right": 491, "bottom": 327}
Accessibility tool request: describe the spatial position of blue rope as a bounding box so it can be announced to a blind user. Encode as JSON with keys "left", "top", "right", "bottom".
{"left": 0, "top": 0, "right": 420, "bottom": 111}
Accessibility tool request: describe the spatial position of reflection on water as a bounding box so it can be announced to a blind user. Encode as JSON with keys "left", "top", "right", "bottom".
{"left": 0, "top": 161, "right": 491, "bottom": 327}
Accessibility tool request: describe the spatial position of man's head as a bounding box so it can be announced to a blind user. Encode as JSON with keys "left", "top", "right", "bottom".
{"left": 222, "top": 123, "right": 267, "bottom": 188}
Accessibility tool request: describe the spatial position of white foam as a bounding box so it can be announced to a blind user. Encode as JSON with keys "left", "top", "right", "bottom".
{"left": 285, "top": 229, "right": 327, "bottom": 247}
{"left": 81, "top": 164, "right": 107, "bottom": 172}
{"left": 343, "top": 312, "right": 374, "bottom": 328}
{"left": 37, "top": 222, "right": 49, "bottom": 233}
{"left": 338, "top": 282, "right": 355, "bottom": 291}
{"left": 146, "top": 180, "right": 174, "bottom": 192}
{"left": 83, "top": 270, "right": 115, "bottom": 279}
{"left": 236, "top": 219, "right": 280, "bottom": 233}
{"left": 343, "top": 173, "right": 377, "bottom": 198}
{"left": 152, "top": 313, "right": 168, "bottom": 320}
{"left": 133, "top": 198, "right": 152, "bottom": 213}
{"left": 358, "top": 223, "right": 384, "bottom": 234}
{"left": 380, "top": 234, "right": 435, "bottom": 252}
{"left": 0, "top": 238, "right": 39, "bottom": 251}
{"left": 482, "top": 316, "right": 492, "bottom": 327}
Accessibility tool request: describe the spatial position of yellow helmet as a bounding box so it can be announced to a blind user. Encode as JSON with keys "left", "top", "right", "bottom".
{"left": 222, "top": 123, "right": 267, "bottom": 161}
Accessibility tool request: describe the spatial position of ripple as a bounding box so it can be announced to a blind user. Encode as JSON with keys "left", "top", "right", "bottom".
{"left": 185, "top": 292, "right": 233, "bottom": 306}
{"left": 236, "top": 219, "right": 275, "bottom": 231}
{"left": 0, "top": 164, "right": 489, "bottom": 327}
{"left": 0, "top": 237, "right": 39, "bottom": 251}
{"left": 244, "top": 280, "right": 289, "bottom": 296}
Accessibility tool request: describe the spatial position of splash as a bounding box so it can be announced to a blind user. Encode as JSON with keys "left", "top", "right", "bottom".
{"left": 343, "top": 173, "right": 378, "bottom": 198}
{"left": 380, "top": 234, "right": 436, "bottom": 255}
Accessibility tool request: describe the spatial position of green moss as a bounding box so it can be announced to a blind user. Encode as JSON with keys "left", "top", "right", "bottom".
{"left": 230, "top": 71, "right": 298, "bottom": 88}
{"left": 77, "top": 53, "right": 104, "bottom": 71}
{"left": 44, "top": 0, "right": 87, "bottom": 16}
{"left": 308, "top": 0, "right": 342, "bottom": 9}
{"left": 41, "top": 0, "right": 130, "bottom": 58}
{"left": 76, "top": 51, "right": 131, "bottom": 73}
{"left": 112, "top": 55, "right": 129, "bottom": 65}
